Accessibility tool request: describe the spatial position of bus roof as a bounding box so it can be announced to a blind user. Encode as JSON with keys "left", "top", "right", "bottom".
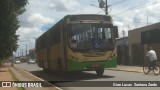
{"left": 37, "top": 14, "right": 112, "bottom": 40}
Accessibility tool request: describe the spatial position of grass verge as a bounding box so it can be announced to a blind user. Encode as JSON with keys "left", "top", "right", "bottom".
{"left": 9, "top": 68, "right": 25, "bottom": 90}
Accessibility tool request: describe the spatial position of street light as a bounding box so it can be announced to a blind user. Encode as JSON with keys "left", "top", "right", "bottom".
{"left": 98, "top": 0, "right": 105, "bottom": 8}
{"left": 98, "top": 0, "right": 108, "bottom": 15}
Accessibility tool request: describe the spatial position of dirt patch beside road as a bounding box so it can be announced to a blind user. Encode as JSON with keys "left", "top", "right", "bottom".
{"left": 0, "top": 63, "right": 17, "bottom": 90}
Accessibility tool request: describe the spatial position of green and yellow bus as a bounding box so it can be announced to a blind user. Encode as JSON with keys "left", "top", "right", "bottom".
{"left": 36, "top": 14, "right": 118, "bottom": 75}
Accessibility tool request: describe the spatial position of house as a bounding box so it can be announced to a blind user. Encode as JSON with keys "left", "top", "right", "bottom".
{"left": 116, "top": 37, "right": 129, "bottom": 65}
{"left": 128, "top": 22, "right": 160, "bottom": 65}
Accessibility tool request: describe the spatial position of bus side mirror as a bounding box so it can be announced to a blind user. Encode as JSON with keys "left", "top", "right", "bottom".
{"left": 112, "top": 26, "right": 119, "bottom": 38}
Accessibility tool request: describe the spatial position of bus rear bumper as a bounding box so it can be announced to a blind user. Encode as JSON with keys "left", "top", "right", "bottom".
{"left": 67, "top": 57, "right": 117, "bottom": 71}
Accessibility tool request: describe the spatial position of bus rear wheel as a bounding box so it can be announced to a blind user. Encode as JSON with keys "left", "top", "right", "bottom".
{"left": 95, "top": 68, "right": 104, "bottom": 76}
{"left": 58, "top": 61, "right": 66, "bottom": 77}
{"left": 43, "top": 67, "right": 47, "bottom": 71}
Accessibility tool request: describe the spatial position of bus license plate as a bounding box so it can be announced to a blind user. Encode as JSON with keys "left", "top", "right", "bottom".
{"left": 91, "top": 64, "right": 100, "bottom": 68}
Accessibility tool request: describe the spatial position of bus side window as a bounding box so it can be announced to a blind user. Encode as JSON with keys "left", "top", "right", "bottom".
{"left": 112, "top": 26, "right": 119, "bottom": 38}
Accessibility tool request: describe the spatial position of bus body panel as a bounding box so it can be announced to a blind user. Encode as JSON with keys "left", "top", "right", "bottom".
{"left": 67, "top": 47, "right": 117, "bottom": 71}
{"left": 36, "top": 14, "right": 117, "bottom": 73}
{"left": 67, "top": 57, "right": 117, "bottom": 71}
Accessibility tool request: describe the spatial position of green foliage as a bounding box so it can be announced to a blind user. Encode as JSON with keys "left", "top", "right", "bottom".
{"left": 0, "top": 0, "right": 28, "bottom": 60}
{"left": 9, "top": 69, "right": 26, "bottom": 90}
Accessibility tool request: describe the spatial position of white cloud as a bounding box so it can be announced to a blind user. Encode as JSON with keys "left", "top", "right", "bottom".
{"left": 28, "top": 13, "right": 54, "bottom": 27}
{"left": 18, "top": 12, "right": 55, "bottom": 41}
{"left": 15, "top": 0, "right": 160, "bottom": 55}
{"left": 49, "top": 3, "right": 55, "bottom": 8}
{"left": 114, "top": 21, "right": 124, "bottom": 26}
{"left": 17, "top": 4, "right": 55, "bottom": 55}
{"left": 16, "top": 27, "right": 43, "bottom": 50}
{"left": 49, "top": 0, "right": 81, "bottom": 12}
{"left": 110, "top": 0, "right": 160, "bottom": 38}
{"left": 17, "top": 27, "right": 42, "bottom": 38}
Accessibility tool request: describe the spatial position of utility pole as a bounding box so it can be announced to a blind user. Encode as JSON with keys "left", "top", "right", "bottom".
{"left": 122, "top": 29, "right": 126, "bottom": 65}
{"left": 128, "top": 25, "right": 130, "bottom": 30}
{"left": 20, "top": 49, "right": 24, "bottom": 57}
{"left": 122, "top": 30, "right": 125, "bottom": 38}
{"left": 26, "top": 44, "right": 27, "bottom": 56}
{"left": 105, "top": 0, "right": 108, "bottom": 15}
{"left": 18, "top": 51, "right": 20, "bottom": 57}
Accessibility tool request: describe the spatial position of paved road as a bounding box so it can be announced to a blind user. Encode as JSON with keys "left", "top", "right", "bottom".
{"left": 15, "top": 63, "right": 160, "bottom": 90}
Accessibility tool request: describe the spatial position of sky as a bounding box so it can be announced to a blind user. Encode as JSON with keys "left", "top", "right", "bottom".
{"left": 15, "top": 0, "right": 160, "bottom": 56}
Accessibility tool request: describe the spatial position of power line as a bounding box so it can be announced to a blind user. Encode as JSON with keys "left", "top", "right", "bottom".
{"left": 96, "top": 5, "right": 112, "bottom": 14}
{"left": 90, "top": 0, "right": 132, "bottom": 14}
{"left": 90, "top": 4, "right": 100, "bottom": 8}
{"left": 110, "top": 0, "right": 132, "bottom": 9}
{"left": 97, "top": 9, "right": 105, "bottom": 14}
{"left": 112, "top": 0, "right": 150, "bottom": 16}
{"left": 113, "top": 1, "right": 150, "bottom": 16}
{"left": 110, "top": 0, "right": 127, "bottom": 6}
{"left": 96, "top": 0, "right": 127, "bottom": 14}
{"left": 112, "top": 16, "right": 151, "bottom": 23}
{"left": 103, "top": 0, "right": 130, "bottom": 14}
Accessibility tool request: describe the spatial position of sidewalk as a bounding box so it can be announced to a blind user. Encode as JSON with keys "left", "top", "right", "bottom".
{"left": 0, "top": 63, "right": 17, "bottom": 90}
{"left": 1, "top": 63, "right": 60, "bottom": 90}
{"left": 10, "top": 65, "right": 60, "bottom": 90}
{"left": 107, "top": 65, "right": 143, "bottom": 73}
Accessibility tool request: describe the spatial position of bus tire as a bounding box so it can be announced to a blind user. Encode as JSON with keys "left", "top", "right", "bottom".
{"left": 58, "top": 60, "right": 65, "bottom": 77}
{"left": 42, "top": 60, "right": 47, "bottom": 71}
{"left": 95, "top": 68, "right": 104, "bottom": 76}
{"left": 58, "top": 60, "right": 63, "bottom": 71}
{"left": 43, "top": 67, "right": 47, "bottom": 71}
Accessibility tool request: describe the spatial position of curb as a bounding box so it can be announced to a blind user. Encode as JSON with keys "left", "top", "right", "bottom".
{"left": 107, "top": 68, "right": 143, "bottom": 73}
{"left": 11, "top": 66, "right": 62, "bottom": 90}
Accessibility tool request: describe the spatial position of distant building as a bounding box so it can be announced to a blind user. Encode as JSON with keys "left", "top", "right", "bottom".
{"left": 29, "top": 48, "right": 35, "bottom": 59}
{"left": 116, "top": 37, "right": 129, "bottom": 65}
{"left": 128, "top": 22, "right": 160, "bottom": 65}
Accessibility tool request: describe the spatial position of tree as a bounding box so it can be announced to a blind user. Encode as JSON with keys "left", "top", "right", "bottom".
{"left": 0, "top": 0, "right": 28, "bottom": 60}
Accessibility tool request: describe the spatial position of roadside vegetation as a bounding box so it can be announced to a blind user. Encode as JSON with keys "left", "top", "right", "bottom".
{"left": 9, "top": 69, "right": 25, "bottom": 90}
{"left": 0, "top": 0, "right": 28, "bottom": 65}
